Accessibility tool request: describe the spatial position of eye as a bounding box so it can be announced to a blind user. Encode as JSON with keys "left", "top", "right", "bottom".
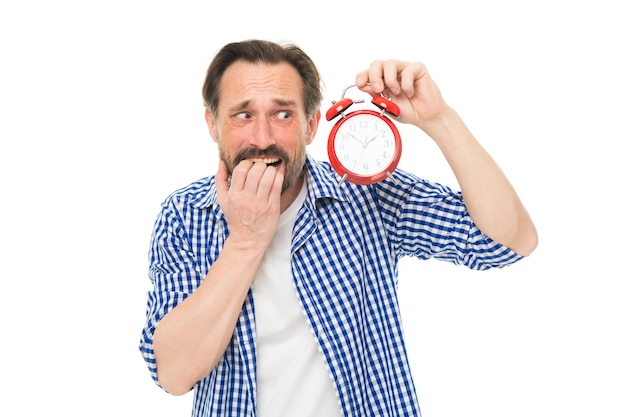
{"left": 234, "top": 112, "right": 252, "bottom": 120}
{"left": 276, "top": 111, "right": 292, "bottom": 120}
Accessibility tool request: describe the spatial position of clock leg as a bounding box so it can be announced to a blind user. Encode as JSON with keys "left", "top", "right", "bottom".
{"left": 337, "top": 173, "right": 348, "bottom": 187}
{"left": 386, "top": 172, "right": 398, "bottom": 184}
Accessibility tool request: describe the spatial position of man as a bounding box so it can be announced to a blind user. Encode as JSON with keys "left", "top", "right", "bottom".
{"left": 140, "top": 39, "right": 538, "bottom": 416}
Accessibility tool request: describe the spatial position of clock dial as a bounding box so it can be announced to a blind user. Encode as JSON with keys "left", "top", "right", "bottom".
{"left": 333, "top": 112, "right": 397, "bottom": 176}
{"left": 327, "top": 107, "right": 402, "bottom": 185}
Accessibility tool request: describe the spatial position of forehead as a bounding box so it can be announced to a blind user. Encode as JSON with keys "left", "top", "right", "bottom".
{"left": 219, "top": 61, "right": 304, "bottom": 109}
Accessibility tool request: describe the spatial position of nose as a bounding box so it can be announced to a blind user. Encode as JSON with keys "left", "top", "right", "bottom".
{"left": 249, "top": 117, "right": 276, "bottom": 149}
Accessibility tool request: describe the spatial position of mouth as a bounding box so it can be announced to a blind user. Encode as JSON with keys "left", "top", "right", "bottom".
{"left": 244, "top": 157, "right": 282, "bottom": 167}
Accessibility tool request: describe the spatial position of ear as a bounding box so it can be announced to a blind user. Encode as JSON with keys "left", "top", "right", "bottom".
{"left": 205, "top": 109, "right": 219, "bottom": 143}
{"left": 305, "top": 110, "right": 321, "bottom": 145}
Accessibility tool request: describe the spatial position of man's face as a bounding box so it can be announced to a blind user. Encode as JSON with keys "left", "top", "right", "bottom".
{"left": 205, "top": 61, "right": 319, "bottom": 193}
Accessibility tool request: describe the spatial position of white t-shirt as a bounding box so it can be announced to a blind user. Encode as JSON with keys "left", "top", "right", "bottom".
{"left": 253, "top": 180, "right": 342, "bottom": 417}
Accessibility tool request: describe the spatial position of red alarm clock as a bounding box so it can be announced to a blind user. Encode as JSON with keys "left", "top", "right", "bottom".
{"left": 326, "top": 85, "right": 402, "bottom": 185}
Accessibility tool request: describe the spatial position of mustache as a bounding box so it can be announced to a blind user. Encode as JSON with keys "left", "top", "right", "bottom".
{"left": 232, "top": 145, "right": 291, "bottom": 166}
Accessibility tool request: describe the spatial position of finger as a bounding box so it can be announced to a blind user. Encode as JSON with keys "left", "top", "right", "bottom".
{"left": 382, "top": 60, "right": 406, "bottom": 96}
{"left": 355, "top": 60, "right": 386, "bottom": 95}
{"left": 229, "top": 159, "right": 254, "bottom": 192}
{"left": 269, "top": 169, "right": 284, "bottom": 202}
{"left": 356, "top": 60, "right": 411, "bottom": 97}
{"left": 254, "top": 165, "right": 284, "bottom": 210}
{"left": 366, "top": 60, "right": 386, "bottom": 94}
{"left": 400, "top": 62, "right": 428, "bottom": 98}
{"left": 255, "top": 164, "right": 279, "bottom": 199}
{"left": 241, "top": 161, "right": 271, "bottom": 196}
{"left": 355, "top": 68, "right": 373, "bottom": 93}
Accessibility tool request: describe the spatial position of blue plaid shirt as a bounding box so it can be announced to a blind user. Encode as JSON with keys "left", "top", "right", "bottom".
{"left": 140, "top": 155, "right": 522, "bottom": 417}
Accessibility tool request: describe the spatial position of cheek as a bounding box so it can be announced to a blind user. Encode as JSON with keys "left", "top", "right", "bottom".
{"left": 217, "top": 124, "right": 247, "bottom": 151}
{"left": 280, "top": 123, "right": 309, "bottom": 147}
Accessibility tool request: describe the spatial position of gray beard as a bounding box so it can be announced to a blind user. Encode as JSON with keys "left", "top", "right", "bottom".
{"left": 282, "top": 164, "right": 307, "bottom": 194}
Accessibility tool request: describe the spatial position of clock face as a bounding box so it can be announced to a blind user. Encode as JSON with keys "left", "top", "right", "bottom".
{"left": 328, "top": 110, "right": 401, "bottom": 184}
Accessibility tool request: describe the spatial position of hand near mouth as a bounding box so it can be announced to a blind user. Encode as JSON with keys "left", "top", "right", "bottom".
{"left": 216, "top": 159, "right": 284, "bottom": 250}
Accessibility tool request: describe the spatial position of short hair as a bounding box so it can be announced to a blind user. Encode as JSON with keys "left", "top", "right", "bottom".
{"left": 202, "top": 39, "right": 323, "bottom": 119}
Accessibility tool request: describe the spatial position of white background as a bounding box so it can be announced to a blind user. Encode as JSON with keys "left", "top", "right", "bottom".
{"left": 1, "top": 1, "right": 624, "bottom": 416}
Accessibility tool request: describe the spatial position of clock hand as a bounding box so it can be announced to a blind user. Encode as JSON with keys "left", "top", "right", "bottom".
{"left": 363, "top": 133, "right": 380, "bottom": 147}
{"left": 348, "top": 132, "right": 365, "bottom": 146}
{"left": 356, "top": 145, "right": 367, "bottom": 170}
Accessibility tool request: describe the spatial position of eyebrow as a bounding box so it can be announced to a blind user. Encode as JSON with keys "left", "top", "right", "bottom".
{"left": 230, "top": 98, "right": 298, "bottom": 112}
